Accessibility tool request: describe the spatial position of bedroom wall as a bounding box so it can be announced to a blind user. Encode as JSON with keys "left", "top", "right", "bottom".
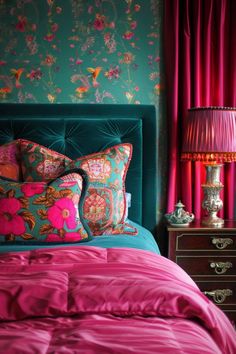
{"left": 0, "top": 0, "right": 167, "bottom": 252}
{"left": 0, "top": 0, "right": 164, "bottom": 105}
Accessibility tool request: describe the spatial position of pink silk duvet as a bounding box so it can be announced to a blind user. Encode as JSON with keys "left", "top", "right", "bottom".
{"left": 0, "top": 246, "right": 235, "bottom": 354}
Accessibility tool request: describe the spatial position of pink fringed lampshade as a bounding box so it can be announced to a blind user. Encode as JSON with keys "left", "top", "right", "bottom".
{"left": 181, "top": 107, "right": 236, "bottom": 226}
{"left": 182, "top": 107, "right": 236, "bottom": 163}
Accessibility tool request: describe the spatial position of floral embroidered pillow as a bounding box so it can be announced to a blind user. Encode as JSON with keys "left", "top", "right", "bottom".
{"left": 0, "top": 169, "right": 91, "bottom": 243}
{"left": 67, "top": 144, "right": 137, "bottom": 236}
{"left": 20, "top": 139, "right": 71, "bottom": 182}
{"left": 0, "top": 140, "right": 21, "bottom": 181}
{"left": 20, "top": 140, "right": 137, "bottom": 236}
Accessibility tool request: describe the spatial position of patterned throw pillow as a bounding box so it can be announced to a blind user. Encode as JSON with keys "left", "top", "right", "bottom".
{"left": 67, "top": 144, "right": 137, "bottom": 236}
{"left": 20, "top": 140, "right": 137, "bottom": 236}
{"left": 0, "top": 141, "right": 21, "bottom": 181}
{"left": 20, "top": 139, "right": 72, "bottom": 182}
{"left": 0, "top": 169, "right": 91, "bottom": 243}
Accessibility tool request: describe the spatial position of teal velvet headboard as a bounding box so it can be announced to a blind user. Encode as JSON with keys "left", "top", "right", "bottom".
{"left": 0, "top": 103, "right": 157, "bottom": 235}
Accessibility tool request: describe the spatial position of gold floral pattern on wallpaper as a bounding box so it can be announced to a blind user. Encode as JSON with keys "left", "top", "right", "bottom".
{"left": 0, "top": 0, "right": 163, "bottom": 104}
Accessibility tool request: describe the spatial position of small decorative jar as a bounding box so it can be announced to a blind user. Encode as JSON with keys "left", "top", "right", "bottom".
{"left": 165, "top": 200, "right": 194, "bottom": 227}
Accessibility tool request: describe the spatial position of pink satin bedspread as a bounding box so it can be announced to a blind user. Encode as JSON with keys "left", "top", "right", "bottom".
{"left": 0, "top": 246, "right": 235, "bottom": 354}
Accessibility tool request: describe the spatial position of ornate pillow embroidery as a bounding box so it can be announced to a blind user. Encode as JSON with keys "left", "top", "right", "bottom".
{"left": 0, "top": 171, "right": 91, "bottom": 243}
{"left": 83, "top": 188, "right": 113, "bottom": 232}
{"left": 81, "top": 158, "right": 112, "bottom": 182}
{"left": 20, "top": 139, "right": 71, "bottom": 182}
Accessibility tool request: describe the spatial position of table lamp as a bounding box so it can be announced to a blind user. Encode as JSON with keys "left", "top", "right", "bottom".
{"left": 181, "top": 107, "right": 236, "bottom": 226}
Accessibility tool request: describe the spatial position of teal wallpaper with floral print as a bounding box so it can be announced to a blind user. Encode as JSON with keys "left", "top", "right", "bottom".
{"left": 0, "top": 0, "right": 163, "bottom": 105}
{"left": 0, "top": 0, "right": 167, "bottom": 243}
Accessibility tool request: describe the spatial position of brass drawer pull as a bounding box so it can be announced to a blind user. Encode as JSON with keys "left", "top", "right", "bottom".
{"left": 211, "top": 237, "right": 233, "bottom": 249}
{"left": 204, "top": 289, "right": 233, "bottom": 304}
{"left": 210, "top": 261, "right": 233, "bottom": 274}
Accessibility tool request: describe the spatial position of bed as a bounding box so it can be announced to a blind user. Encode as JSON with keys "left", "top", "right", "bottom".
{"left": 0, "top": 103, "right": 235, "bottom": 354}
{"left": 0, "top": 103, "right": 159, "bottom": 254}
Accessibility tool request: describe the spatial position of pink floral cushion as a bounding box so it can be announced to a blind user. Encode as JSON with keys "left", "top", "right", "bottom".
{"left": 20, "top": 139, "right": 72, "bottom": 182}
{"left": 0, "top": 170, "right": 91, "bottom": 243}
{"left": 0, "top": 141, "right": 21, "bottom": 180}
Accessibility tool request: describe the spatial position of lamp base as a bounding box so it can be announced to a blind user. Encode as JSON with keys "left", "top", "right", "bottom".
{"left": 201, "top": 164, "right": 224, "bottom": 227}
{"left": 202, "top": 214, "right": 224, "bottom": 227}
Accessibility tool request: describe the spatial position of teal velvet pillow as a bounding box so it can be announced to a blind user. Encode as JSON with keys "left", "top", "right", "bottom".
{"left": 0, "top": 169, "right": 91, "bottom": 243}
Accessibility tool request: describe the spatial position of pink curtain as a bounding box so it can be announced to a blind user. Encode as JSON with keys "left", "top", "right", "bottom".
{"left": 164, "top": 0, "right": 236, "bottom": 219}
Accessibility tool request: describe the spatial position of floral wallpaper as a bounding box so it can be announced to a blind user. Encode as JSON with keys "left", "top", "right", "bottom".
{"left": 0, "top": 0, "right": 163, "bottom": 105}
{"left": 0, "top": 0, "right": 167, "bottom": 242}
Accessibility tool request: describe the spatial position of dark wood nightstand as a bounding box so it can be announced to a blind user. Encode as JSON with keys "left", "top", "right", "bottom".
{"left": 168, "top": 220, "right": 236, "bottom": 326}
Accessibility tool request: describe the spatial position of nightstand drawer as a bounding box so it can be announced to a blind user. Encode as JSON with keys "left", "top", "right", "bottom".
{"left": 177, "top": 256, "right": 236, "bottom": 276}
{"left": 176, "top": 234, "right": 236, "bottom": 251}
{"left": 197, "top": 280, "right": 236, "bottom": 306}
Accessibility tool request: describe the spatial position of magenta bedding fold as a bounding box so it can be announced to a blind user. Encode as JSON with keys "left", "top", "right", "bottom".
{"left": 0, "top": 246, "right": 235, "bottom": 354}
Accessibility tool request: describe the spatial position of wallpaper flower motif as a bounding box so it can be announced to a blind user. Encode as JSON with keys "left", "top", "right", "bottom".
{"left": 0, "top": 0, "right": 163, "bottom": 105}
